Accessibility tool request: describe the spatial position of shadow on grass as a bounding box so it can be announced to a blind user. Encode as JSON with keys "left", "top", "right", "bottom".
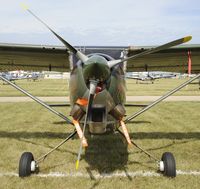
{"left": 53, "top": 120, "right": 151, "bottom": 125}
{"left": 1, "top": 130, "right": 199, "bottom": 184}
{"left": 83, "top": 134, "right": 128, "bottom": 174}
{"left": 127, "top": 120, "right": 151, "bottom": 124}
{"left": 0, "top": 131, "right": 200, "bottom": 140}
{"left": 18, "top": 138, "right": 77, "bottom": 156}
{"left": 0, "top": 131, "right": 70, "bottom": 139}
{"left": 53, "top": 121, "right": 68, "bottom": 125}
{"left": 129, "top": 132, "right": 200, "bottom": 140}
{"left": 129, "top": 140, "right": 190, "bottom": 156}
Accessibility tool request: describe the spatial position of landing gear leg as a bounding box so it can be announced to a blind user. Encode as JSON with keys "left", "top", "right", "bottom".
{"left": 18, "top": 130, "right": 77, "bottom": 177}
{"left": 117, "top": 129, "right": 176, "bottom": 177}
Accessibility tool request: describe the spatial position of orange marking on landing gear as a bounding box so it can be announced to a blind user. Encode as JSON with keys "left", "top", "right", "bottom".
{"left": 120, "top": 120, "right": 132, "bottom": 145}
{"left": 76, "top": 98, "right": 88, "bottom": 106}
{"left": 72, "top": 119, "right": 88, "bottom": 147}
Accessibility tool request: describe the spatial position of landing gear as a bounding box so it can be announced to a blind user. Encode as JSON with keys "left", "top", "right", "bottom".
{"left": 18, "top": 131, "right": 77, "bottom": 177}
{"left": 117, "top": 129, "right": 177, "bottom": 178}
{"left": 19, "top": 152, "right": 36, "bottom": 177}
{"left": 160, "top": 152, "right": 176, "bottom": 177}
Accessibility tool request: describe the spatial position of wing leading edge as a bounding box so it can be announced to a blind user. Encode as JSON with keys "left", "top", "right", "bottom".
{"left": 126, "top": 44, "right": 200, "bottom": 74}
{"left": 0, "top": 43, "right": 70, "bottom": 72}
{"left": 1, "top": 43, "right": 200, "bottom": 73}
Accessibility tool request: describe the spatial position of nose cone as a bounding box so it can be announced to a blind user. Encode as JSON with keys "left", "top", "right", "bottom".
{"left": 83, "top": 55, "right": 110, "bottom": 81}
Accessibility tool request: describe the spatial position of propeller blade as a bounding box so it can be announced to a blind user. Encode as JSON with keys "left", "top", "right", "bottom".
{"left": 20, "top": 3, "right": 88, "bottom": 63}
{"left": 75, "top": 80, "right": 98, "bottom": 170}
{"left": 107, "top": 36, "right": 192, "bottom": 68}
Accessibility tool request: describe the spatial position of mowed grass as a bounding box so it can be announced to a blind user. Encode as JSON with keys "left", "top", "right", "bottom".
{"left": 0, "top": 77, "right": 199, "bottom": 97}
{"left": 0, "top": 79, "right": 69, "bottom": 97}
{"left": 0, "top": 102, "right": 200, "bottom": 189}
{"left": 126, "top": 78, "right": 200, "bottom": 96}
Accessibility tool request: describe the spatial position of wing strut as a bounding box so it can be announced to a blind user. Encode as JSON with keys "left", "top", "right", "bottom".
{"left": 125, "top": 73, "right": 200, "bottom": 123}
{"left": 0, "top": 75, "right": 73, "bottom": 125}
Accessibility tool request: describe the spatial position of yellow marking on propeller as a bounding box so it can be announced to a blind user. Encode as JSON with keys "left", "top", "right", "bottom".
{"left": 76, "top": 160, "right": 79, "bottom": 170}
{"left": 20, "top": 3, "right": 29, "bottom": 10}
{"left": 183, "top": 36, "right": 192, "bottom": 43}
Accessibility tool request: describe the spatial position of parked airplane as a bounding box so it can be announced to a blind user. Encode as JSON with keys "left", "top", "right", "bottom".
{"left": 126, "top": 72, "right": 177, "bottom": 83}
{"left": 0, "top": 72, "right": 28, "bottom": 84}
{"left": 0, "top": 71, "right": 41, "bottom": 84}
{"left": 26, "top": 72, "right": 42, "bottom": 81}
{"left": 0, "top": 5, "right": 200, "bottom": 178}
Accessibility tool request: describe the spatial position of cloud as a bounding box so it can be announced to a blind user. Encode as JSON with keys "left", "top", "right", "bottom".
{"left": 0, "top": 0, "right": 199, "bottom": 45}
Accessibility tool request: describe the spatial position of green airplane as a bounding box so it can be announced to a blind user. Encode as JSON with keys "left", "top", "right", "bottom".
{"left": 0, "top": 6, "right": 200, "bottom": 178}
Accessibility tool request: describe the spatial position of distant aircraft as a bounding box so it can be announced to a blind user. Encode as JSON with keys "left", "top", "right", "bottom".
{"left": 0, "top": 72, "right": 26, "bottom": 84}
{"left": 26, "top": 72, "right": 42, "bottom": 81}
{"left": 0, "top": 5, "right": 200, "bottom": 178}
{"left": 126, "top": 72, "right": 176, "bottom": 84}
{"left": 0, "top": 71, "right": 41, "bottom": 84}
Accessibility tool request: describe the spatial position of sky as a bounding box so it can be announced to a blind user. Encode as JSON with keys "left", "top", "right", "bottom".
{"left": 0, "top": 0, "right": 200, "bottom": 46}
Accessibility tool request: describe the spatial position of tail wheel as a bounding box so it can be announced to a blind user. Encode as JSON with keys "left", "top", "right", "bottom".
{"left": 19, "top": 152, "right": 36, "bottom": 177}
{"left": 160, "top": 152, "right": 176, "bottom": 177}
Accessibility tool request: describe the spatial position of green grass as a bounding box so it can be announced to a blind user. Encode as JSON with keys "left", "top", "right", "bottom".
{"left": 0, "top": 78, "right": 199, "bottom": 97}
{"left": 126, "top": 78, "right": 200, "bottom": 96}
{"left": 0, "top": 79, "right": 69, "bottom": 97}
{"left": 1, "top": 176, "right": 200, "bottom": 189}
{"left": 0, "top": 102, "right": 200, "bottom": 188}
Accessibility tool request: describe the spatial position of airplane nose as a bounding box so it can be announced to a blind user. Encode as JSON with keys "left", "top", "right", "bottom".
{"left": 83, "top": 56, "right": 110, "bottom": 82}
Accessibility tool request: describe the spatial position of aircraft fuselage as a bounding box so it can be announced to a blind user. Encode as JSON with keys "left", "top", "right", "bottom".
{"left": 69, "top": 54, "right": 126, "bottom": 134}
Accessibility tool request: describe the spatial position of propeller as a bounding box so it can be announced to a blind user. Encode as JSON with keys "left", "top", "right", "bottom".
{"left": 75, "top": 80, "right": 98, "bottom": 170}
{"left": 21, "top": 3, "right": 193, "bottom": 169}
{"left": 107, "top": 36, "right": 192, "bottom": 68}
{"left": 20, "top": 3, "right": 88, "bottom": 63}
{"left": 21, "top": 3, "right": 192, "bottom": 71}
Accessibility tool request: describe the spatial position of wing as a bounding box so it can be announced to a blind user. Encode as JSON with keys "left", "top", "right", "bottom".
{"left": 0, "top": 43, "right": 70, "bottom": 72}
{"left": 76, "top": 44, "right": 200, "bottom": 74}
{"left": 126, "top": 44, "right": 200, "bottom": 74}
{"left": 1, "top": 43, "right": 200, "bottom": 74}
{"left": 0, "top": 44, "right": 127, "bottom": 72}
{"left": 79, "top": 46, "right": 127, "bottom": 59}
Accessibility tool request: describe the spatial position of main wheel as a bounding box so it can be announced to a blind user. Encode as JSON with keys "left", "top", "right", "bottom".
{"left": 160, "top": 152, "right": 176, "bottom": 177}
{"left": 19, "top": 152, "right": 36, "bottom": 177}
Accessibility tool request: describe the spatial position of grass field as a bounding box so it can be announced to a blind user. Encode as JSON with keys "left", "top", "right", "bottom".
{"left": 0, "top": 78, "right": 200, "bottom": 97}
{"left": 0, "top": 79, "right": 69, "bottom": 97}
{"left": 0, "top": 101, "right": 200, "bottom": 189}
{"left": 0, "top": 77, "right": 200, "bottom": 188}
{"left": 126, "top": 78, "right": 200, "bottom": 96}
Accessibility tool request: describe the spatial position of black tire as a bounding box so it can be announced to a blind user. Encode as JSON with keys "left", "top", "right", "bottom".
{"left": 19, "top": 152, "right": 34, "bottom": 177}
{"left": 161, "top": 152, "right": 176, "bottom": 177}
